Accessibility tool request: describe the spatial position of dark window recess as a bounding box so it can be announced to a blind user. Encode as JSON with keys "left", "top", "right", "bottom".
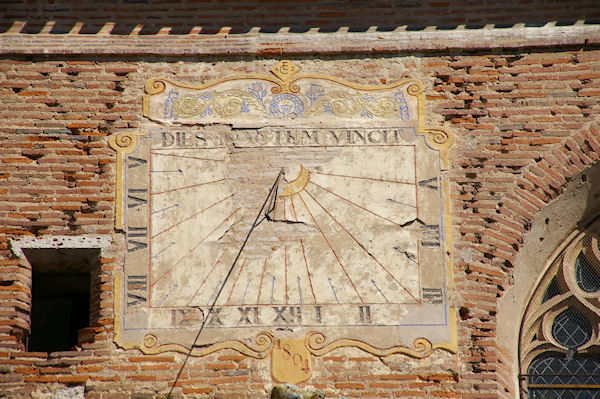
{"left": 542, "top": 277, "right": 561, "bottom": 303}
{"left": 575, "top": 252, "right": 600, "bottom": 293}
{"left": 23, "top": 248, "right": 100, "bottom": 353}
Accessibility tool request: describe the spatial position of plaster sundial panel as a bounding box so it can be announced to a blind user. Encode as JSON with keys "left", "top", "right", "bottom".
{"left": 111, "top": 61, "right": 455, "bottom": 381}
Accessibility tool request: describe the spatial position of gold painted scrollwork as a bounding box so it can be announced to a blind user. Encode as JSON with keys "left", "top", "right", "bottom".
{"left": 108, "top": 131, "right": 145, "bottom": 153}
{"left": 136, "top": 330, "right": 275, "bottom": 358}
{"left": 170, "top": 90, "right": 267, "bottom": 119}
{"left": 303, "top": 91, "right": 402, "bottom": 119}
{"left": 173, "top": 95, "right": 210, "bottom": 118}
{"left": 424, "top": 128, "right": 453, "bottom": 147}
{"left": 305, "top": 331, "right": 433, "bottom": 359}
{"left": 403, "top": 79, "right": 454, "bottom": 168}
{"left": 417, "top": 127, "right": 453, "bottom": 168}
{"left": 305, "top": 91, "right": 362, "bottom": 118}
{"left": 145, "top": 77, "right": 167, "bottom": 96}
{"left": 367, "top": 97, "right": 401, "bottom": 118}
{"left": 114, "top": 275, "right": 275, "bottom": 359}
{"left": 143, "top": 334, "right": 159, "bottom": 348}
{"left": 288, "top": 83, "right": 301, "bottom": 94}
{"left": 407, "top": 83, "right": 423, "bottom": 96}
{"left": 211, "top": 90, "right": 266, "bottom": 116}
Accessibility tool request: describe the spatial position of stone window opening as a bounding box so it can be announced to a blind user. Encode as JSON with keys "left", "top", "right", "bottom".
{"left": 519, "top": 218, "right": 600, "bottom": 398}
{"left": 23, "top": 248, "right": 97, "bottom": 353}
{"left": 10, "top": 235, "right": 111, "bottom": 353}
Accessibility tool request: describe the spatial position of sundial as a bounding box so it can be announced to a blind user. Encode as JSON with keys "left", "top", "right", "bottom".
{"left": 110, "top": 60, "right": 455, "bottom": 383}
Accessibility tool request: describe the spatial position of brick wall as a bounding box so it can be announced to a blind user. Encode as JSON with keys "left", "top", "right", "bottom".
{"left": 0, "top": 36, "right": 599, "bottom": 399}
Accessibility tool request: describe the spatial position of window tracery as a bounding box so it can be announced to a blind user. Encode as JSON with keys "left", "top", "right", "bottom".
{"left": 520, "top": 218, "right": 600, "bottom": 398}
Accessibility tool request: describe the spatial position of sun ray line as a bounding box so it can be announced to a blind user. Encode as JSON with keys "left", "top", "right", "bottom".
{"left": 151, "top": 193, "right": 234, "bottom": 239}
{"left": 151, "top": 178, "right": 226, "bottom": 196}
{"left": 150, "top": 152, "right": 225, "bottom": 162}
{"left": 299, "top": 237, "right": 317, "bottom": 304}
{"left": 284, "top": 245, "right": 288, "bottom": 305}
{"left": 270, "top": 276, "right": 276, "bottom": 304}
{"left": 241, "top": 279, "right": 251, "bottom": 305}
{"left": 297, "top": 192, "right": 364, "bottom": 303}
{"left": 312, "top": 171, "right": 413, "bottom": 185}
{"left": 283, "top": 196, "right": 287, "bottom": 220}
{"left": 256, "top": 258, "right": 268, "bottom": 305}
{"left": 309, "top": 181, "right": 412, "bottom": 226}
{"left": 289, "top": 195, "right": 299, "bottom": 222}
{"left": 225, "top": 257, "right": 248, "bottom": 305}
{"left": 297, "top": 277, "right": 302, "bottom": 304}
{"left": 413, "top": 146, "right": 419, "bottom": 220}
{"left": 186, "top": 250, "right": 226, "bottom": 306}
{"left": 271, "top": 197, "right": 280, "bottom": 219}
{"left": 304, "top": 188, "right": 419, "bottom": 303}
{"left": 151, "top": 208, "right": 241, "bottom": 287}
{"left": 417, "top": 236, "right": 422, "bottom": 304}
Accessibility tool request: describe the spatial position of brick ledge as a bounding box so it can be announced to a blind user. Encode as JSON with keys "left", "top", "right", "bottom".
{"left": 0, "top": 25, "right": 599, "bottom": 56}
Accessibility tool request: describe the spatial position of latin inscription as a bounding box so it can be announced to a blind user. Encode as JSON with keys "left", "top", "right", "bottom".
{"left": 158, "top": 128, "right": 415, "bottom": 148}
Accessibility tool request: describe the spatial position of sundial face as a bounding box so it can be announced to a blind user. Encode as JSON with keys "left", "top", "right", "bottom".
{"left": 150, "top": 141, "right": 420, "bottom": 310}
{"left": 112, "top": 62, "right": 454, "bottom": 379}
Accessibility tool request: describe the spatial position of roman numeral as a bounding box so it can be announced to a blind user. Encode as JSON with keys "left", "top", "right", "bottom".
{"left": 421, "top": 224, "right": 441, "bottom": 247}
{"left": 127, "top": 188, "right": 148, "bottom": 208}
{"left": 127, "top": 274, "right": 147, "bottom": 306}
{"left": 422, "top": 288, "right": 443, "bottom": 304}
{"left": 359, "top": 305, "right": 372, "bottom": 323}
{"left": 418, "top": 177, "right": 438, "bottom": 190}
{"left": 127, "top": 226, "right": 148, "bottom": 252}
{"left": 128, "top": 156, "right": 147, "bottom": 169}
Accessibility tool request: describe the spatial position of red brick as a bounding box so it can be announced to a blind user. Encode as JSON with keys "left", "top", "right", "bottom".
{"left": 182, "top": 387, "right": 214, "bottom": 394}
{"left": 17, "top": 91, "right": 48, "bottom": 96}
{"left": 57, "top": 375, "right": 89, "bottom": 383}
{"left": 335, "top": 382, "right": 366, "bottom": 389}
{"left": 24, "top": 375, "right": 57, "bottom": 383}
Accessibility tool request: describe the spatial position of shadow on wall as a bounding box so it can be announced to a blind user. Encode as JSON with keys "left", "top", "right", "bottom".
{"left": 1, "top": 0, "right": 600, "bottom": 35}
{"left": 579, "top": 167, "right": 600, "bottom": 231}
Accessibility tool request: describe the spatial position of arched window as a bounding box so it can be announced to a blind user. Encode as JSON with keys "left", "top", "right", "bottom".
{"left": 520, "top": 218, "right": 600, "bottom": 398}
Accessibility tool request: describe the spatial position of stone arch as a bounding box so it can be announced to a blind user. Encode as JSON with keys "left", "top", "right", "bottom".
{"left": 495, "top": 123, "right": 600, "bottom": 397}
{"left": 473, "top": 123, "right": 600, "bottom": 274}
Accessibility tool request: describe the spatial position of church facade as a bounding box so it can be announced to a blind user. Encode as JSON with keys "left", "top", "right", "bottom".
{"left": 0, "top": 2, "right": 600, "bottom": 398}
